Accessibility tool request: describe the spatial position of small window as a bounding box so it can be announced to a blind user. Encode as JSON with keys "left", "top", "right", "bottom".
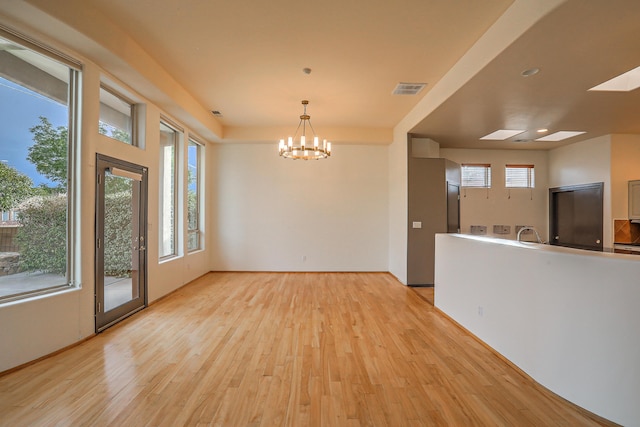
{"left": 99, "top": 85, "right": 135, "bottom": 145}
{"left": 462, "top": 164, "right": 491, "bottom": 188}
{"left": 159, "top": 121, "right": 180, "bottom": 259}
{"left": 187, "top": 138, "right": 203, "bottom": 252}
{"left": 506, "top": 164, "right": 535, "bottom": 188}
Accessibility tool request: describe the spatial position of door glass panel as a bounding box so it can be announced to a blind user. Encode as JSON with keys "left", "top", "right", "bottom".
{"left": 103, "top": 170, "right": 139, "bottom": 311}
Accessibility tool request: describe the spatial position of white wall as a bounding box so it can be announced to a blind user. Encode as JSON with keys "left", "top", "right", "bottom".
{"left": 210, "top": 144, "right": 389, "bottom": 271}
{"left": 435, "top": 234, "right": 640, "bottom": 426}
{"left": 548, "top": 135, "right": 611, "bottom": 188}
{"left": 548, "top": 135, "right": 612, "bottom": 246}
{"left": 441, "top": 148, "right": 549, "bottom": 239}
{"left": 387, "top": 131, "right": 409, "bottom": 283}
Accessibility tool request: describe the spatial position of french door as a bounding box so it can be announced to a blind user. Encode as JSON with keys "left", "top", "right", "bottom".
{"left": 95, "top": 154, "right": 148, "bottom": 332}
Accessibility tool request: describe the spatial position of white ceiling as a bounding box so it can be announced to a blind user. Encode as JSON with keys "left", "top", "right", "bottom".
{"left": 8, "top": 0, "right": 640, "bottom": 149}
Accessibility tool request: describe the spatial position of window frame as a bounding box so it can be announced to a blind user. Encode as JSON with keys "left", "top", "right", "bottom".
{"left": 98, "top": 84, "right": 137, "bottom": 146}
{"left": 186, "top": 137, "right": 204, "bottom": 253}
{"left": 505, "top": 164, "right": 535, "bottom": 188}
{"left": 158, "top": 119, "right": 182, "bottom": 260}
{"left": 0, "top": 26, "right": 81, "bottom": 303}
{"left": 461, "top": 163, "right": 492, "bottom": 188}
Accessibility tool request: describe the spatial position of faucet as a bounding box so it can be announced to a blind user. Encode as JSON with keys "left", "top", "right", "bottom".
{"left": 517, "top": 226, "right": 545, "bottom": 243}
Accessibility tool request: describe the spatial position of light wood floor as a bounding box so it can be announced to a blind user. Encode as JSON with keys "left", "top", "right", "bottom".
{"left": 0, "top": 272, "right": 616, "bottom": 426}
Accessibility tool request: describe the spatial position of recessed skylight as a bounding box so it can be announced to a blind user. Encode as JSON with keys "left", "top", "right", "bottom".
{"left": 535, "top": 131, "right": 586, "bottom": 142}
{"left": 480, "top": 129, "right": 526, "bottom": 140}
{"left": 588, "top": 65, "right": 640, "bottom": 92}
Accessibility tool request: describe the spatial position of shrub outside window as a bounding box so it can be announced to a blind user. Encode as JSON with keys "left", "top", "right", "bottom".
{"left": 462, "top": 163, "right": 492, "bottom": 188}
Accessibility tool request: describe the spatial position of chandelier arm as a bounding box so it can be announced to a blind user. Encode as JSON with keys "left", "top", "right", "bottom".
{"left": 307, "top": 120, "right": 317, "bottom": 138}
{"left": 292, "top": 119, "right": 303, "bottom": 140}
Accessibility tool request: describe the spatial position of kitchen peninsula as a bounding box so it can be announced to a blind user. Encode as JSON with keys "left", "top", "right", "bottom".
{"left": 434, "top": 233, "right": 640, "bottom": 426}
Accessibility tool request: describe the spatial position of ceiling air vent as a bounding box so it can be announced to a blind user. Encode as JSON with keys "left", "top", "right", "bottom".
{"left": 392, "top": 82, "right": 426, "bottom": 95}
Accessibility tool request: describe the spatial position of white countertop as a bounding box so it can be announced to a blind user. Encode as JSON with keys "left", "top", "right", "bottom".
{"left": 453, "top": 233, "right": 639, "bottom": 258}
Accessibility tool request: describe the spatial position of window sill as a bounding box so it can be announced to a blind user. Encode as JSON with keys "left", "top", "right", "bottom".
{"left": 0, "top": 285, "right": 79, "bottom": 307}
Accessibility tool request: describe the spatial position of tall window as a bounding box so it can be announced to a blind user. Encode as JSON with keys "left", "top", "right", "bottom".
{"left": 505, "top": 164, "right": 535, "bottom": 188}
{"left": 0, "top": 30, "right": 80, "bottom": 302}
{"left": 461, "top": 164, "right": 492, "bottom": 188}
{"left": 187, "top": 139, "right": 203, "bottom": 252}
{"left": 98, "top": 85, "right": 135, "bottom": 145}
{"left": 159, "top": 121, "right": 180, "bottom": 259}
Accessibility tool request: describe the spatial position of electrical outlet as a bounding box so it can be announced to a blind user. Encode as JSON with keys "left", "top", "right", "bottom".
{"left": 493, "top": 225, "right": 511, "bottom": 235}
{"left": 470, "top": 225, "right": 487, "bottom": 235}
{"left": 478, "top": 306, "right": 484, "bottom": 317}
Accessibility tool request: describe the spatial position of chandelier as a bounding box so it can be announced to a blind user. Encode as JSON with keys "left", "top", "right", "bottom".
{"left": 278, "top": 100, "right": 331, "bottom": 160}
